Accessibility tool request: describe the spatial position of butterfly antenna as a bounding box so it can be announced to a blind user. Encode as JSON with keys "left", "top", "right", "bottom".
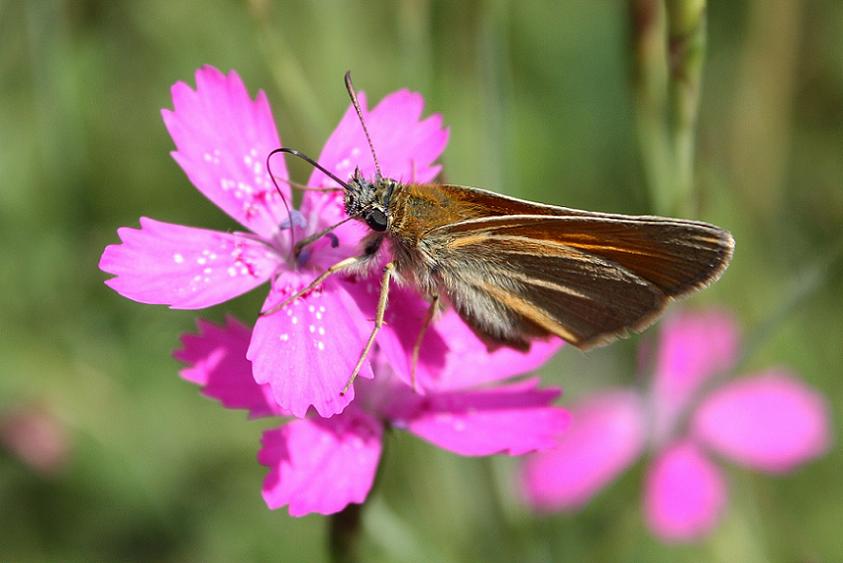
{"left": 266, "top": 148, "right": 296, "bottom": 252}
{"left": 344, "top": 71, "right": 382, "bottom": 179}
{"left": 273, "top": 147, "right": 353, "bottom": 191}
{"left": 267, "top": 147, "right": 355, "bottom": 258}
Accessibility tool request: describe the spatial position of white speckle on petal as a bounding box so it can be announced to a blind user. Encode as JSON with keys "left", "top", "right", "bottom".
{"left": 315, "top": 312, "right": 323, "bottom": 320}
{"left": 227, "top": 266, "right": 237, "bottom": 277}
{"left": 351, "top": 147, "right": 361, "bottom": 157}
{"left": 308, "top": 305, "right": 315, "bottom": 313}
{"left": 291, "top": 316, "right": 298, "bottom": 325}
{"left": 197, "top": 257, "right": 207, "bottom": 265}
{"left": 279, "top": 333, "right": 289, "bottom": 342}
{"left": 173, "top": 253, "right": 184, "bottom": 264}
{"left": 453, "top": 420, "right": 466, "bottom": 432}
{"left": 317, "top": 341, "right": 325, "bottom": 351}
{"left": 318, "top": 327, "right": 325, "bottom": 336}
{"left": 308, "top": 325, "right": 316, "bottom": 333}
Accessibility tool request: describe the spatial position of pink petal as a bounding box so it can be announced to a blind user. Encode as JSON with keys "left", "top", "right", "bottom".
{"left": 300, "top": 89, "right": 449, "bottom": 243}
{"left": 162, "top": 66, "right": 291, "bottom": 240}
{"left": 248, "top": 273, "right": 375, "bottom": 418}
{"left": 692, "top": 371, "right": 830, "bottom": 472}
{"left": 342, "top": 281, "right": 447, "bottom": 392}
{"left": 259, "top": 407, "right": 382, "bottom": 516}
{"left": 401, "top": 379, "right": 569, "bottom": 456}
{"left": 325, "top": 274, "right": 559, "bottom": 393}
{"left": 100, "top": 218, "right": 276, "bottom": 309}
{"left": 421, "top": 308, "right": 562, "bottom": 392}
{"left": 174, "top": 316, "right": 284, "bottom": 418}
{"left": 645, "top": 440, "right": 726, "bottom": 542}
{"left": 650, "top": 310, "right": 740, "bottom": 443}
{"left": 521, "top": 390, "right": 646, "bottom": 510}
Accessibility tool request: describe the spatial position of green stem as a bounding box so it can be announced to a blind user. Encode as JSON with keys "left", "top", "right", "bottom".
{"left": 629, "top": 0, "right": 673, "bottom": 215}
{"left": 629, "top": 0, "right": 707, "bottom": 216}
{"left": 329, "top": 503, "right": 364, "bottom": 563}
{"left": 666, "top": 0, "right": 707, "bottom": 216}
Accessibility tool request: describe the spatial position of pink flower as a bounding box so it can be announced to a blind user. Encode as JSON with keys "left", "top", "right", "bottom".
{"left": 521, "top": 310, "right": 831, "bottom": 542}
{"left": 99, "top": 66, "right": 450, "bottom": 417}
{"left": 0, "top": 404, "right": 71, "bottom": 476}
{"left": 175, "top": 313, "right": 569, "bottom": 516}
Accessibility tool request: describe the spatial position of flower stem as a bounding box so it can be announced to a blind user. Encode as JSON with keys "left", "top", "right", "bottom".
{"left": 666, "top": 0, "right": 707, "bottom": 217}
{"left": 629, "top": 0, "right": 672, "bottom": 215}
{"left": 329, "top": 503, "right": 364, "bottom": 563}
{"left": 629, "top": 0, "right": 707, "bottom": 216}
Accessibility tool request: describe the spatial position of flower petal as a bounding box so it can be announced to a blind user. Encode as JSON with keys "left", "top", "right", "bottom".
{"left": 248, "top": 273, "right": 375, "bottom": 418}
{"left": 692, "top": 371, "right": 830, "bottom": 472}
{"left": 401, "top": 379, "right": 569, "bottom": 456}
{"left": 259, "top": 407, "right": 382, "bottom": 516}
{"left": 650, "top": 310, "right": 739, "bottom": 443}
{"left": 162, "top": 66, "right": 291, "bottom": 240}
{"left": 342, "top": 281, "right": 447, "bottom": 392}
{"left": 300, "top": 89, "right": 449, "bottom": 243}
{"left": 644, "top": 440, "right": 726, "bottom": 542}
{"left": 100, "top": 218, "right": 276, "bottom": 309}
{"left": 174, "top": 316, "right": 285, "bottom": 418}
{"left": 521, "top": 390, "right": 645, "bottom": 510}
{"left": 421, "top": 308, "right": 562, "bottom": 392}
{"left": 332, "top": 274, "right": 560, "bottom": 393}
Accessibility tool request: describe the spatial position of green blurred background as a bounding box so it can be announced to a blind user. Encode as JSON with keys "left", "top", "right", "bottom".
{"left": 1, "top": 1, "right": 841, "bottom": 561}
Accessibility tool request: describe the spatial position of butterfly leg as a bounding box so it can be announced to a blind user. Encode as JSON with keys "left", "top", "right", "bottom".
{"left": 261, "top": 255, "right": 364, "bottom": 317}
{"left": 342, "top": 261, "right": 395, "bottom": 395}
{"left": 410, "top": 294, "right": 439, "bottom": 392}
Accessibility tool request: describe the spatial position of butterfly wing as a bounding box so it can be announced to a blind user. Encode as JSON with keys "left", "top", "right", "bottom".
{"left": 422, "top": 213, "right": 733, "bottom": 350}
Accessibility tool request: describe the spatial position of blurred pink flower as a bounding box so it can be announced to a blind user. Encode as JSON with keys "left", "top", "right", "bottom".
{"left": 521, "top": 310, "right": 830, "bottom": 542}
{"left": 175, "top": 314, "right": 568, "bottom": 516}
{"left": 0, "top": 404, "right": 71, "bottom": 476}
{"left": 100, "top": 66, "right": 450, "bottom": 418}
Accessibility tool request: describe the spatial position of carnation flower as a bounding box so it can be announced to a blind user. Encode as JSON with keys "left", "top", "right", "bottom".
{"left": 99, "top": 66, "right": 451, "bottom": 417}
{"left": 521, "top": 310, "right": 830, "bottom": 542}
{"left": 175, "top": 313, "right": 568, "bottom": 516}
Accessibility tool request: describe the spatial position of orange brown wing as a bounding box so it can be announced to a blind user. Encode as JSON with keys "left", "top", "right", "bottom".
{"left": 423, "top": 213, "right": 733, "bottom": 349}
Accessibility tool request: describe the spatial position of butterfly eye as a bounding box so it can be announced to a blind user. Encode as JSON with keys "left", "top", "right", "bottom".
{"left": 366, "top": 208, "right": 389, "bottom": 231}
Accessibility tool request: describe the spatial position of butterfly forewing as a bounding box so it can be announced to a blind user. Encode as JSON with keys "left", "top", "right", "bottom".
{"left": 423, "top": 212, "right": 733, "bottom": 350}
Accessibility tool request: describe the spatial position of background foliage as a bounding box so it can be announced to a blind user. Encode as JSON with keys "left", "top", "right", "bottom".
{"left": 1, "top": 1, "right": 841, "bottom": 561}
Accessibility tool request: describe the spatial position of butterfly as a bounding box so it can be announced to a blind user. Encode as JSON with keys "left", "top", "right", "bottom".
{"left": 266, "top": 72, "right": 734, "bottom": 391}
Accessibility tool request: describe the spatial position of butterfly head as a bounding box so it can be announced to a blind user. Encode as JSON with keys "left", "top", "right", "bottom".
{"left": 344, "top": 168, "right": 398, "bottom": 232}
